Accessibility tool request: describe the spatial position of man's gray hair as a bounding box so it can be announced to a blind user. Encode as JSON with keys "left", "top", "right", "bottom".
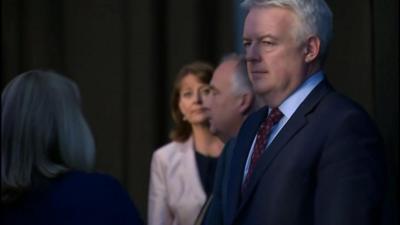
{"left": 221, "top": 53, "right": 263, "bottom": 112}
{"left": 241, "top": 0, "right": 333, "bottom": 64}
{"left": 1, "top": 70, "right": 95, "bottom": 202}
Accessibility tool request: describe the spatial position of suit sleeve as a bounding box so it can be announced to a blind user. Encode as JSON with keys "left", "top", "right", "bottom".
{"left": 148, "top": 151, "right": 173, "bottom": 225}
{"left": 314, "top": 111, "right": 385, "bottom": 225}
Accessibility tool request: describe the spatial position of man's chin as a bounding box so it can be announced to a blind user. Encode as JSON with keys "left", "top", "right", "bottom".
{"left": 253, "top": 86, "right": 268, "bottom": 95}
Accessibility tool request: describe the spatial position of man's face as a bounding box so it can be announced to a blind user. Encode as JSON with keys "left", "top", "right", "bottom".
{"left": 243, "top": 7, "right": 307, "bottom": 107}
{"left": 203, "top": 59, "right": 242, "bottom": 141}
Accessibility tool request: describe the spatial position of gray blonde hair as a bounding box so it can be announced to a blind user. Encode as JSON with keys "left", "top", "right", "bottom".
{"left": 1, "top": 70, "right": 95, "bottom": 203}
{"left": 221, "top": 53, "right": 263, "bottom": 113}
{"left": 241, "top": 0, "right": 333, "bottom": 64}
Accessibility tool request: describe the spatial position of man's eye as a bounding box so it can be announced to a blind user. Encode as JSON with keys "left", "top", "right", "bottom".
{"left": 243, "top": 41, "right": 251, "bottom": 48}
{"left": 261, "top": 41, "right": 273, "bottom": 45}
{"left": 262, "top": 40, "right": 275, "bottom": 46}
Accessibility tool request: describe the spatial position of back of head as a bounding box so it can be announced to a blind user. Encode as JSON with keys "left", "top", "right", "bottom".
{"left": 1, "top": 70, "right": 95, "bottom": 203}
{"left": 241, "top": 0, "right": 333, "bottom": 64}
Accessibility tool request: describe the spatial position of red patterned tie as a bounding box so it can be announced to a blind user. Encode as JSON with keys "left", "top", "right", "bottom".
{"left": 242, "top": 108, "right": 283, "bottom": 190}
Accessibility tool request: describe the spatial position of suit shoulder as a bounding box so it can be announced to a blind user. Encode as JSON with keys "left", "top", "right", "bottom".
{"left": 66, "top": 172, "right": 142, "bottom": 223}
{"left": 4, "top": 172, "right": 142, "bottom": 224}
{"left": 152, "top": 138, "right": 192, "bottom": 164}
{"left": 57, "top": 171, "right": 126, "bottom": 196}
{"left": 314, "top": 91, "right": 381, "bottom": 138}
{"left": 319, "top": 91, "right": 373, "bottom": 119}
{"left": 154, "top": 139, "right": 189, "bottom": 155}
{"left": 44, "top": 171, "right": 136, "bottom": 213}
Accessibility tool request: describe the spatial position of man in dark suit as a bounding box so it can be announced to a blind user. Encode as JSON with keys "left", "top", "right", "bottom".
{"left": 223, "top": 0, "right": 386, "bottom": 225}
{"left": 198, "top": 54, "right": 261, "bottom": 225}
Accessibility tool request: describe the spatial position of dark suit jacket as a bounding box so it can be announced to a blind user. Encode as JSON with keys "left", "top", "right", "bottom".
{"left": 225, "top": 80, "right": 385, "bottom": 225}
{"left": 1, "top": 171, "right": 143, "bottom": 225}
{"left": 201, "top": 138, "right": 237, "bottom": 225}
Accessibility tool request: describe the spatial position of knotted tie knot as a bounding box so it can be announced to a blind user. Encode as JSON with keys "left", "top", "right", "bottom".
{"left": 242, "top": 108, "right": 283, "bottom": 190}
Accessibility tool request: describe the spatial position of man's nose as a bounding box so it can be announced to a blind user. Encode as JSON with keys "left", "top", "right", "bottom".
{"left": 245, "top": 43, "right": 261, "bottom": 63}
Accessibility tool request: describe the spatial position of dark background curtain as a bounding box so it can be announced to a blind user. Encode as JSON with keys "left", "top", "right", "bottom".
{"left": 1, "top": 0, "right": 398, "bottom": 222}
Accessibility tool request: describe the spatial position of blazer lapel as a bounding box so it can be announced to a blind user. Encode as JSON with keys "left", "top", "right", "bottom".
{"left": 237, "top": 80, "right": 333, "bottom": 212}
{"left": 225, "top": 107, "right": 269, "bottom": 225}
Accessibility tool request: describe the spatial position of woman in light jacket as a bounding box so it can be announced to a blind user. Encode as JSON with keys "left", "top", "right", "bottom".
{"left": 148, "top": 62, "right": 223, "bottom": 225}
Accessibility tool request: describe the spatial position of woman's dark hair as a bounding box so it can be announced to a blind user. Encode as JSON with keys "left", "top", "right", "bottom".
{"left": 169, "top": 61, "right": 214, "bottom": 142}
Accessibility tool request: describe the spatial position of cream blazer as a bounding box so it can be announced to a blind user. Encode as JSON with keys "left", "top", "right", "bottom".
{"left": 148, "top": 136, "right": 206, "bottom": 225}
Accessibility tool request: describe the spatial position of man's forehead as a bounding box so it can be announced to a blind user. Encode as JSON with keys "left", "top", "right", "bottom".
{"left": 218, "top": 59, "right": 239, "bottom": 74}
{"left": 210, "top": 63, "right": 235, "bottom": 90}
{"left": 243, "top": 7, "right": 296, "bottom": 32}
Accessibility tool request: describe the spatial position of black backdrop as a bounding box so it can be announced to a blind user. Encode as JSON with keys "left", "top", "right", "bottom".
{"left": 1, "top": 0, "right": 398, "bottom": 222}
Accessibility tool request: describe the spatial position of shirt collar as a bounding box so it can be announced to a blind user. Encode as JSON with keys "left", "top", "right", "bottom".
{"left": 273, "top": 71, "right": 324, "bottom": 118}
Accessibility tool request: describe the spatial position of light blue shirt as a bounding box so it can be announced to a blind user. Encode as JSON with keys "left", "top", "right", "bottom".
{"left": 243, "top": 71, "right": 324, "bottom": 181}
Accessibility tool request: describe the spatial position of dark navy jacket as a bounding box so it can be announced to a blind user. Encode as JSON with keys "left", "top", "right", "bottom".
{"left": 209, "top": 80, "right": 385, "bottom": 225}
{"left": 1, "top": 171, "right": 143, "bottom": 225}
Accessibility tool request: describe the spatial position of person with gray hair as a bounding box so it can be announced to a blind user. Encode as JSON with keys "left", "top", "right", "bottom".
{"left": 204, "top": 53, "right": 261, "bottom": 143}
{"left": 195, "top": 53, "right": 261, "bottom": 225}
{"left": 222, "top": 0, "right": 386, "bottom": 224}
{"left": 1, "top": 70, "right": 142, "bottom": 225}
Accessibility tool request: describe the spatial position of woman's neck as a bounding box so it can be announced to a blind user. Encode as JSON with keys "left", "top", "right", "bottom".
{"left": 192, "top": 124, "right": 223, "bottom": 157}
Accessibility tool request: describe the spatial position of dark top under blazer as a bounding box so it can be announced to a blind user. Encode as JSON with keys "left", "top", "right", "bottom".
{"left": 225, "top": 80, "right": 385, "bottom": 225}
{"left": 1, "top": 171, "right": 143, "bottom": 225}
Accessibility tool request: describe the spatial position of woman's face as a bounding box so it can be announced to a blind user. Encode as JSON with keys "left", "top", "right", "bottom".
{"left": 178, "top": 73, "right": 210, "bottom": 125}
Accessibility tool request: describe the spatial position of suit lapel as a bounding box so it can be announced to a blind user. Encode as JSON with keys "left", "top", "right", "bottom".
{"left": 239, "top": 112, "right": 307, "bottom": 209}
{"left": 237, "top": 80, "right": 334, "bottom": 213}
{"left": 225, "top": 107, "right": 269, "bottom": 225}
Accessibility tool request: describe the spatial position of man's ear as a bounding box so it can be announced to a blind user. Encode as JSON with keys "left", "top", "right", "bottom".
{"left": 238, "top": 93, "right": 253, "bottom": 115}
{"left": 304, "top": 36, "right": 320, "bottom": 63}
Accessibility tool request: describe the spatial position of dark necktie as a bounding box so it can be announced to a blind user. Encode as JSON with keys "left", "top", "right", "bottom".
{"left": 242, "top": 108, "right": 283, "bottom": 190}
